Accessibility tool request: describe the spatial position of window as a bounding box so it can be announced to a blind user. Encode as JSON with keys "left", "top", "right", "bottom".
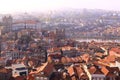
{"left": 15, "top": 67, "right": 26, "bottom": 70}
{"left": 19, "top": 71, "right": 27, "bottom": 76}
{"left": 100, "top": 78, "right": 104, "bottom": 80}
{"left": 92, "top": 77, "right": 97, "bottom": 80}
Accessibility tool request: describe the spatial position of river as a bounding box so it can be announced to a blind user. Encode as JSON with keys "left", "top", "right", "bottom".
{"left": 76, "top": 38, "right": 120, "bottom": 43}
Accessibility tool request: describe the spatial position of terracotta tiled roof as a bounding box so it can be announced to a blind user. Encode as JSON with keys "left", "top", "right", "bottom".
{"left": 97, "top": 61, "right": 110, "bottom": 66}
{"left": 89, "top": 65, "right": 104, "bottom": 74}
{"left": 27, "top": 74, "right": 34, "bottom": 80}
{"left": 101, "top": 66, "right": 109, "bottom": 75}
{"left": 67, "top": 66, "right": 75, "bottom": 77}
{"left": 80, "top": 74, "right": 89, "bottom": 79}
{"left": 81, "top": 54, "right": 90, "bottom": 63}
{"left": 95, "top": 52, "right": 104, "bottom": 57}
{"left": 101, "top": 66, "right": 119, "bottom": 76}
{"left": 14, "top": 20, "right": 37, "bottom": 24}
{"left": 15, "top": 59, "right": 22, "bottom": 63}
{"left": 48, "top": 47, "right": 60, "bottom": 52}
{"left": 66, "top": 57, "right": 72, "bottom": 63}
{"left": 61, "top": 57, "right": 67, "bottom": 64}
{"left": 61, "top": 56, "right": 83, "bottom": 64}
{"left": 89, "top": 66, "right": 97, "bottom": 74}
{"left": 15, "top": 76, "right": 26, "bottom": 80}
{"left": 104, "top": 55, "right": 116, "bottom": 63}
{"left": 111, "top": 48, "right": 120, "bottom": 54}
{"left": 109, "top": 50, "right": 120, "bottom": 57}
{"left": 71, "top": 58, "right": 76, "bottom": 62}
{"left": 75, "top": 66, "right": 88, "bottom": 79}
{"left": 67, "top": 64, "right": 88, "bottom": 80}
{"left": 30, "top": 62, "right": 54, "bottom": 77}
{"left": 0, "top": 67, "right": 12, "bottom": 73}
{"left": 61, "top": 46, "right": 74, "bottom": 51}
{"left": 40, "top": 63, "right": 54, "bottom": 76}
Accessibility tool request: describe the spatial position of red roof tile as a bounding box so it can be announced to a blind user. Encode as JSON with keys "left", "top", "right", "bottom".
{"left": 67, "top": 66, "right": 75, "bottom": 77}
{"left": 14, "top": 20, "right": 37, "bottom": 24}
{"left": 101, "top": 66, "right": 109, "bottom": 75}
{"left": 15, "top": 76, "right": 26, "bottom": 80}
{"left": 89, "top": 66, "right": 97, "bottom": 74}
{"left": 30, "top": 62, "right": 54, "bottom": 77}
{"left": 111, "top": 48, "right": 120, "bottom": 54}
{"left": 82, "top": 54, "right": 90, "bottom": 63}
{"left": 101, "top": 66, "right": 119, "bottom": 76}
{"left": 75, "top": 66, "right": 88, "bottom": 79}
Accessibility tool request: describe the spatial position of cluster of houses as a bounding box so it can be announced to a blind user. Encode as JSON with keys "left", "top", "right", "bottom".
{"left": 0, "top": 15, "right": 120, "bottom": 80}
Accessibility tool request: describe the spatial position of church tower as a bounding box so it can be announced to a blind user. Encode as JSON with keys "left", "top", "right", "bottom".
{"left": 2, "top": 15, "right": 13, "bottom": 33}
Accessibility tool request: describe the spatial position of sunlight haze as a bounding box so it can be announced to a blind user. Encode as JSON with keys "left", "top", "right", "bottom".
{"left": 0, "top": 0, "right": 119, "bottom": 14}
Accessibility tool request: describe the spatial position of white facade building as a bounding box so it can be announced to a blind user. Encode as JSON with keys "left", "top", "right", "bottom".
{"left": 12, "top": 64, "right": 28, "bottom": 77}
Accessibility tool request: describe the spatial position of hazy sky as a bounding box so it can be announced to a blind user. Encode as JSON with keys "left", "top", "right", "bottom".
{"left": 0, "top": 0, "right": 119, "bottom": 13}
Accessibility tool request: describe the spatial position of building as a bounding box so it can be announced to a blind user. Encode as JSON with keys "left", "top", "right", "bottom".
{"left": 0, "top": 66, "right": 12, "bottom": 80}
{"left": 12, "top": 64, "right": 28, "bottom": 77}
{"left": 2, "top": 15, "right": 13, "bottom": 33}
{"left": 12, "top": 20, "right": 37, "bottom": 31}
{"left": 0, "top": 26, "right": 4, "bottom": 35}
{"left": 89, "top": 65, "right": 106, "bottom": 80}
{"left": 1, "top": 50, "right": 20, "bottom": 60}
{"left": 55, "top": 28, "right": 66, "bottom": 40}
{"left": 67, "top": 64, "right": 89, "bottom": 80}
{"left": 28, "top": 62, "right": 55, "bottom": 80}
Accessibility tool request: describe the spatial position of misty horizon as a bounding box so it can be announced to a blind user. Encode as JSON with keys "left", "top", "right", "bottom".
{"left": 0, "top": 0, "right": 120, "bottom": 14}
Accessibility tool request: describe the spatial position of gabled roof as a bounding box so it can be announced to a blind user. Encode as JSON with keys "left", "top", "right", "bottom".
{"left": 67, "top": 64, "right": 88, "bottom": 80}
{"left": 67, "top": 66, "right": 75, "bottom": 77}
{"left": 89, "top": 65, "right": 104, "bottom": 75}
{"left": 75, "top": 65, "right": 88, "bottom": 79}
{"left": 30, "top": 62, "right": 54, "bottom": 77}
{"left": 15, "top": 76, "right": 26, "bottom": 80}
{"left": 61, "top": 56, "right": 83, "bottom": 64}
{"left": 95, "top": 52, "right": 104, "bottom": 58}
{"left": 104, "top": 55, "right": 116, "bottom": 63}
{"left": 110, "top": 47, "right": 120, "bottom": 54}
{"left": 81, "top": 53, "right": 90, "bottom": 63}
{"left": 101, "top": 66, "right": 109, "bottom": 75}
{"left": 101, "top": 66, "right": 119, "bottom": 76}
{"left": 0, "top": 67, "right": 12, "bottom": 73}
